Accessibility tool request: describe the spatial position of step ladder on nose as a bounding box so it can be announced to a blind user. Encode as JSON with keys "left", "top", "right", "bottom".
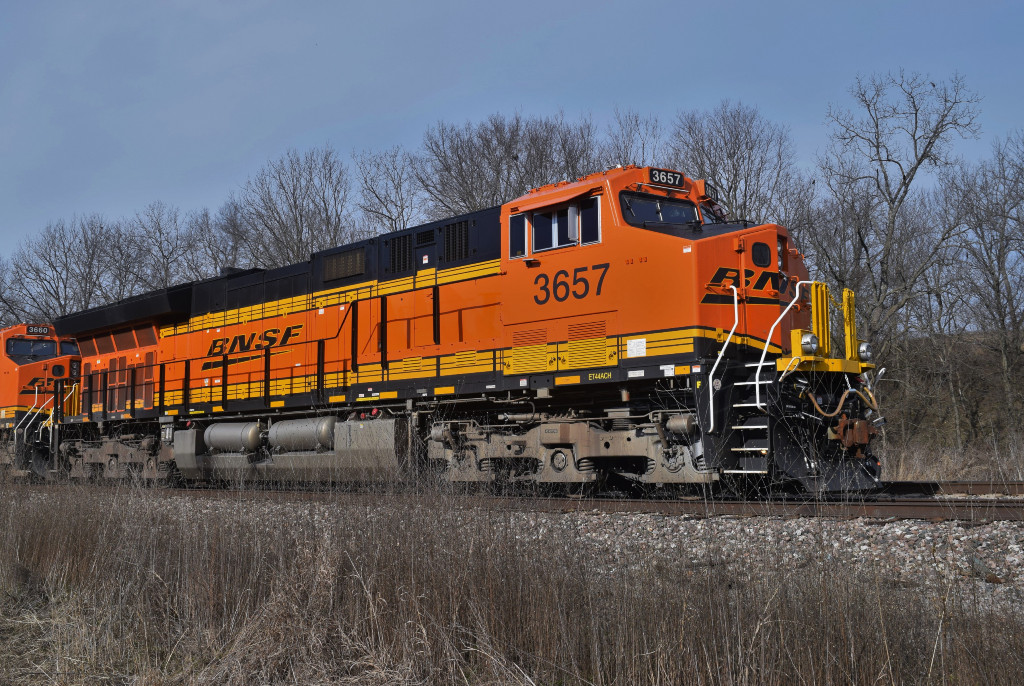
{"left": 705, "top": 287, "right": 774, "bottom": 475}
{"left": 707, "top": 279, "right": 814, "bottom": 478}
{"left": 724, "top": 360, "right": 774, "bottom": 474}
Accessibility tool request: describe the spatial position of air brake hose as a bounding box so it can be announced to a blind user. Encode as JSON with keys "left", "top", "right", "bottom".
{"left": 807, "top": 388, "right": 879, "bottom": 418}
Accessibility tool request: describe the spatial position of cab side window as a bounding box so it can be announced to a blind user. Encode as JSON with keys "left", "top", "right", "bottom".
{"left": 509, "top": 214, "right": 527, "bottom": 258}
{"left": 509, "top": 197, "right": 601, "bottom": 258}
{"left": 580, "top": 197, "right": 599, "bottom": 244}
{"left": 533, "top": 211, "right": 554, "bottom": 251}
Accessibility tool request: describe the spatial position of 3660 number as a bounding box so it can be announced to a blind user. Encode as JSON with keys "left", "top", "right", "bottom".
{"left": 533, "top": 263, "right": 609, "bottom": 305}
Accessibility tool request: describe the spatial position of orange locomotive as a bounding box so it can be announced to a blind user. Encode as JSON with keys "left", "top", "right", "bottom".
{"left": 0, "top": 323, "right": 81, "bottom": 477}
{"left": 49, "top": 165, "right": 881, "bottom": 493}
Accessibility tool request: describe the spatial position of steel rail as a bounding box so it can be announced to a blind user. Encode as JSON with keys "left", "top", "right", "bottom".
{"left": 934, "top": 481, "right": 1024, "bottom": 496}
{"left": 7, "top": 482, "right": 1024, "bottom": 521}
{"left": 882, "top": 481, "right": 1024, "bottom": 497}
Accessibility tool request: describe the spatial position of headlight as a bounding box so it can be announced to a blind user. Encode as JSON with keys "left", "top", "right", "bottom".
{"left": 777, "top": 239, "right": 784, "bottom": 270}
{"left": 858, "top": 342, "right": 873, "bottom": 361}
{"left": 801, "top": 333, "right": 819, "bottom": 355}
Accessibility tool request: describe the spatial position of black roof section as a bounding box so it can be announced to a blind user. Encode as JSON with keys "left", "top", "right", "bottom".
{"left": 51, "top": 206, "right": 503, "bottom": 339}
{"left": 53, "top": 284, "right": 194, "bottom": 337}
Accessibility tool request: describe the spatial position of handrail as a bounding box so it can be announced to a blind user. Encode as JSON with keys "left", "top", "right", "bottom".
{"left": 23, "top": 394, "right": 55, "bottom": 438}
{"left": 755, "top": 280, "right": 812, "bottom": 409}
{"left": 42, "top": 382, "right": 79, "bottom": 430}
{"left": 13, "top": 385, "right": 40, "bottom": 434}
{"left": 707, "top": 285, "right": 738, "bottom": 433}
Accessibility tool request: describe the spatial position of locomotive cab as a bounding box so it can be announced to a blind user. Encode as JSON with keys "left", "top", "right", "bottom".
{"left": 0, "top": 324, "right": 82, "bottom": 477}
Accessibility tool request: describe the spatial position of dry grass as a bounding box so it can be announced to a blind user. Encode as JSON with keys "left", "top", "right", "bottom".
{"left": 883, "top": 431, "right": 1024, "bottom": 482}
{"left": 1, "top": 482, "right": 1023, "bottom": 685}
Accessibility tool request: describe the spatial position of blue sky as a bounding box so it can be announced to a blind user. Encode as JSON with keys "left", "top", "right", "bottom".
{"left": 1, "top": 0, "right": 1021, "bottom": 253}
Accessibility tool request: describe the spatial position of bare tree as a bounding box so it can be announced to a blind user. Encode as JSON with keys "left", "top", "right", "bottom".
{"left": 602, "top": 107, "right": 663, "bottom": 168}
{"left": 668, "top": 100, "right": 796, "bottom": 223}
{"left": 353, "top": 146, "right": 426, "bottom": 233}
{"left": 180, "top": 197, "right": 252, "bottom": 280}
{"left": 554, "top": 113, "right": 601, "bottom": 182}
{"left": 96, "top": 219, "right": 148, "bottom": 303}
{"left": 0, "top": 215, "right": 112, "bottom": 321}
{"left": 951, "top": 135, "right": 1024, "bottom": 420}
{"left": 126, "top": 200, "right": 190, "bottom": 290}
{"left": 809, "top": 71, "right": 981, "bottom": 351}
{"left": 239, "top": 144, "right": 353, "bottom": 268}
{"left": 901, "top": 224, "right": 977, "bottom": 453}
{"left": 414, "top": 112, "right": 602, "bottom": 219}
{"left": 415, "top": 114, "right": 528, "bottom": 218}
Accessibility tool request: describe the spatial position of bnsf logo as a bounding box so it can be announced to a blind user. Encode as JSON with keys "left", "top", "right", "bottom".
{"left": 708, "top": 267, "right": 790, "bottom": 293}
{"left": 207, "top": 325, "right": 303, "bottom": 357}
{"left": 701, "top": 267, "right": 791, "bottom": 305}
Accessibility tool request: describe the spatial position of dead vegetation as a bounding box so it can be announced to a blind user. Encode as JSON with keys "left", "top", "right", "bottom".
{"left": 2, "top": 483, "right": 1023, "bottom": 685}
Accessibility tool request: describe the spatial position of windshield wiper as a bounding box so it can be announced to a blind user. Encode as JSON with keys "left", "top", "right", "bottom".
{"left": 622, "top": 197, "right": 634, "bottom": 217}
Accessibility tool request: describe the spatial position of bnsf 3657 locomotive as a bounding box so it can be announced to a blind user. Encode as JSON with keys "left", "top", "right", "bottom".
{"left": 1, "top": 166, "right": 882, "bottom": 494}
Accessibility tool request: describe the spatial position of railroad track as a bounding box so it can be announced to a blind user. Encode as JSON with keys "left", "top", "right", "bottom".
{"left": 123, "top": 486, "right": 1024, "bottom": 522}
{"left": 6, "top": 480, "right": 1024, "bottom": 522}
{"left": 879, "top": 480, "right": 1024, "bottom": 497}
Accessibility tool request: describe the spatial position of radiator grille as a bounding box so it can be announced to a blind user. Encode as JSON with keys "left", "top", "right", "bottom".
{"left": 324, "top": 248, "right": 365, "bottom": 281}
{"left": 389, "top": 234, "right": 412, "bottom": 273}
{"left": 442, "top": 220, "right": 470, "bottom": 262}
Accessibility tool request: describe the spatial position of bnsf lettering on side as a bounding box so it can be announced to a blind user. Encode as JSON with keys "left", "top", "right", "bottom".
{"left": 207, "top": 325, "right": 303, "bottom": 357}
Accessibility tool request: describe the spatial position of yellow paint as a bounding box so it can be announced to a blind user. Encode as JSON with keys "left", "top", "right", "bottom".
{"left": 270, "top": 401, "right": 284, "bottom": 408}
{"left": 843, "top": 288, "right": 860, "bottom": 362}
{"left": 775, "top": 356, "right": 868, "bottom": 374}
{"left": 810, "top": 282, "right": 832, "bottom": 357}
{"left": 133, "top": 324, "right": 792, "bottom": 420}
{"left": 159, "top": 260, "right": 501, "bottom": 339}
{"left": 213, "top": 405, "right": 223, "bottom": 412}
{"left": 508, "top": 343, "right": 554, "bottom": 375}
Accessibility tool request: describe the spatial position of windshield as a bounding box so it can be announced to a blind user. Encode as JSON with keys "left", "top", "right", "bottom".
{"left": 620, "top": 192, "right": 699, "bottom": 228}
{"left": 6, "top": 338, "right": 57, "bottom": 359}
{"left": 701, "top": 203, "right": 723, "bottom": 224}
{"left": 61, "top": 341, "right": 80, "bottom": 355}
